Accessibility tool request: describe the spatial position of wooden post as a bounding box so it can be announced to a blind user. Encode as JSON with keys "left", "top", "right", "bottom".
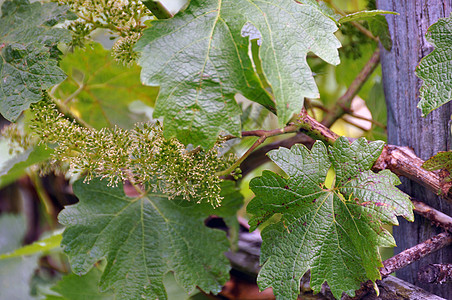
{"left": 377, "top": 1, "right": 452, "bottom": 298}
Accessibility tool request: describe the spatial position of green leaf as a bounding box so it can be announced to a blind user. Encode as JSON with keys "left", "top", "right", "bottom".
{"left": 422, "top": 151, "right": 452, "bottom": 186}
{"left": 54, "top": 43, "right": 158, "bottom": 129}
{"left": 59, "top": 179, "right": 231, "bottom": 300}
{"left": 367, "top": 15, "right": 393, "bottom": 51}
{"left": 0, "top": 145, "right": 53, "bottom": 189}
{"left": 45, "top": 266, "right": 114, "bottom": 300}
{"left": 0, "top": 0, "right": 75, "bottom": 121}
{"left": 416, "top": 15, "right": 452, "bottom": 116}
{"left": 0, "top": 229, "right": 63, "bottom": 260}
{"left": 135, "top": 0, "right": 340, "bottom": 148}
{"left": 300, "top": 0, "right": 341, "bottom": 24}
{"left": 247, "top": 138, "right": 414, "bottom": 299}
{"left": 338, "top": 10, "right": 398, "bottom": 24}
{"left": 423, "top": 151, "right": 452, "bottom": 172}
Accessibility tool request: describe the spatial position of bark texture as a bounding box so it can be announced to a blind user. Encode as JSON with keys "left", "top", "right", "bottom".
{"left": 377, "top": 1, "right": 452, "bottom": 298}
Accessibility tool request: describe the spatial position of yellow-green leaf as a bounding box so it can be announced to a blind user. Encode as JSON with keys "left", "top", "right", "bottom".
{"left": 54, "top": 43, "right": 158, "bottom": 129}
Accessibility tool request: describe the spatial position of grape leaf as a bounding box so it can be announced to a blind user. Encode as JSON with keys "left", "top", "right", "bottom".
{"left": 0, "top": 145, "right": 53, "bottom": 189}
{"left": 423, "top": 151, "right": 452, "bottom": 173}
{"left": 0, "top": 0, "right": 75, "bottom": 121}
{"left": 45, "top": 267, "right": 114, "bottom": 300}
{"left": 0, "top": 229, "right": 63, "bottom": 260}
{"left": 367, "top": 15, "right": 393, "bottom": 51}
{"left": 54, "top": 43, "right": 158, "bottom": 129}
{"left": 59, "top": 179, "right": 231, "bottom": 300}
{"left": 416, "top": 15, "right": 452, "bottom": 116}
{"left": 300, "top": 0, "right": 340, "bottom": 23}
{"left": 135, "top": 0, "right": 340, "bottom": 148}
{"left": 338, "top": 10, "right": 398, "bottom": 24}
{"left": 422, "top": 151, "right": 452, "bottom": 195}
{"left": 247, "top": 137, "right": 414, "bottom": 299}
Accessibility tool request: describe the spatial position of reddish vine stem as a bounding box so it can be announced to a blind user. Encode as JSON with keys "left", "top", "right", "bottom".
{"left": 350, "top": 232, "right": 452, "bottom": 299}
{"left": 380, "top": 232, "right": 452, "bottom": 277}
{"left": 341, "top": 117, "right": 370, "bottom": 132}
{"left": 217, "top": 123, "right": 301, "bottom": 176}
{"left": 321, "top": 47, "right": 381, "bottom": 127}
{"left": 298, "top": 110, "right": 340, "bottom": 145}
{"left": 412, "top": 200, "right": 452, "bottom": 232}
{"left": 240, "top": 133, "right": 314, "bottom": 177}
{"left": 373, "top": 145, "right": 452, "bottom": 204}
{"left": 344, "top": 112, "right": 387, "bottom": 130}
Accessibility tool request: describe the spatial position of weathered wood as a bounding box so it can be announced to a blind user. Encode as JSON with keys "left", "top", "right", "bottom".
{"left": 377, "top": 1, "right": 452, "bottom": 298}
{"left": 418, "top": 264, "right": 452, "bottom": 284}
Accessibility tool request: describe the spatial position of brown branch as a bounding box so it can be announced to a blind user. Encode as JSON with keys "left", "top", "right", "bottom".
{"left": 239, "top": 133, "right": 314, "bottom": 177}
{"left": 373, "top": 145, "right": 452, "bottom": 203}
{"left": 380, "top": 232, "right": 452, "bottom": 277}
{"left": 341, "top": 117, "right": 370, "bottom": 132}
{"left": 298, "top": 110, "right": 340, "bottom": 145}
{"left": 418, "top": 264, "right": 452, "bottom": 284}
{"left": 412, "top": 200, "right": 452, "bottom": 232}
{"left": 321, "top": 47, "right": 381, "bottom": 127}
{"left": 346, "top": 232, "right": 452, "bottom": 299}
{"left": 350, "top": 21, "right": 379, "bottom": 42}
{"left": 344, "top": 112, "right": 387, "bottom": 131}
{"left": 217, "top": 123, "right": 301, "bottom": 176}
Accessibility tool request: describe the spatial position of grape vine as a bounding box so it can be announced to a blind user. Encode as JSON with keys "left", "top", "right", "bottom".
{"left": 1, "top": 0, "right": 451, "bottom": 299}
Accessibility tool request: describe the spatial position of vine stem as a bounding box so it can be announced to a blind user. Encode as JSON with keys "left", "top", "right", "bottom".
{"left": 412, "top": 199, "right": 452, "bottom": 232}
{"left": 298, "top": 110, "right": 340, "bottom": 145}
{"left": 321, "top": 47, "right": 381, "bottom": 127}
{"left": 325, "top": 0, "right": 378, "bottom": 41}
{"left": 218, "top": 109, "right": 339, "bottom": 177}
{"left": 345, "top": 111, "right": 387, "bottom": 130}
{"left": 380, "top": 232, "right": 452, "bottom": 277}
{"left": 216, "top": 123, "right": 302, "bottom": 177}
{"left": 341, "top": 116, "right": 370, "bottom": 132}
{"left": 347, "top": 232, "right": 452, "bottom": 299}
{"left": 29, "top": 172, "right": 57, "bottom": 228}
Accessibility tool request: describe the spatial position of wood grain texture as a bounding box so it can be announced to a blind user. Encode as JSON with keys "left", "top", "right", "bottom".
{"left": 377, "top": 1, "right": 452, "bottom": 298}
